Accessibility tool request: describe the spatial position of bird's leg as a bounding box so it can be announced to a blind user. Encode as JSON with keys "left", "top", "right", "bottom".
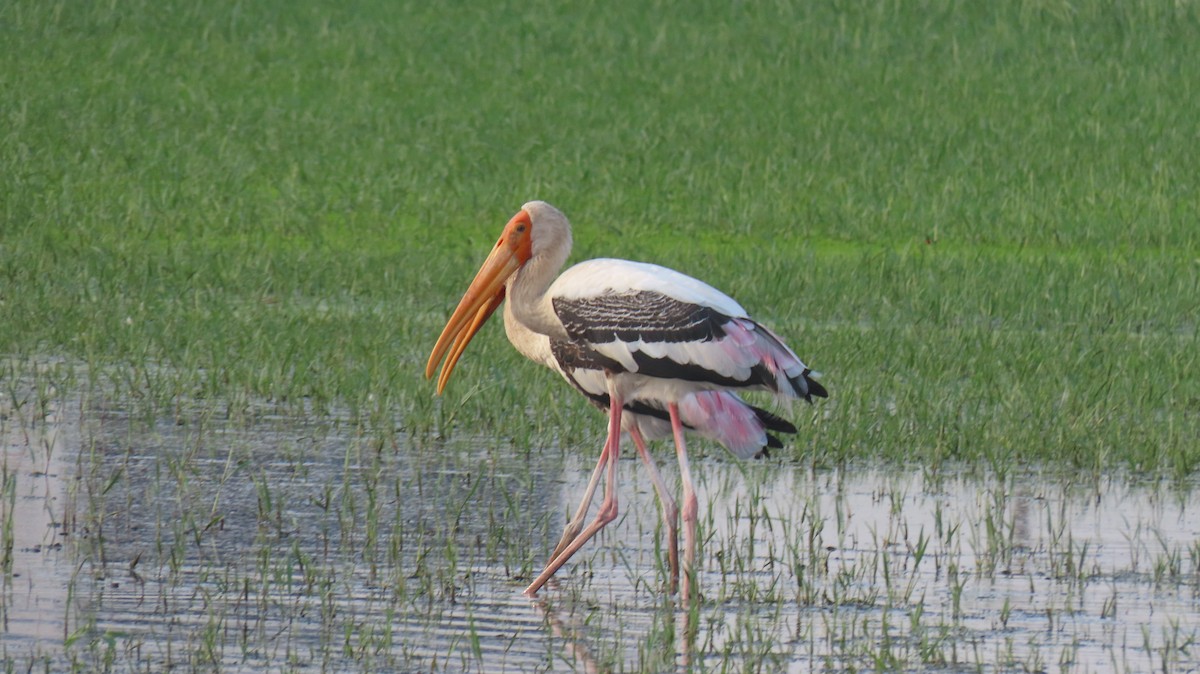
{"left": 668, "top": 402, "right": 699, "bottom": 604}
{"left": 629, "top": 425, "right": 679, "bottom": 594}
{"left": 525, "top": 389, "right": 623, "bottom": 596}
{"left": 545, "top": 429, "right": 610, "bottom": 567}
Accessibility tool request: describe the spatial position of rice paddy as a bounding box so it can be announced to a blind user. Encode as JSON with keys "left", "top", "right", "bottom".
{"left": 3, "top": 0, "right": 1200, "bottom": 670}
{"left": 5, "top": 387, "right": 1199, "bottom": 671}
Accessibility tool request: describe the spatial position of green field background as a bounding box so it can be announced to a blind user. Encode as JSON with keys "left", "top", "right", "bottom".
{"left": 3, "top": 0, "right": 1198, "bottom": 472}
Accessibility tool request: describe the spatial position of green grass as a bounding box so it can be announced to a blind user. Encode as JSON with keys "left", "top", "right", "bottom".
{"left": 2, "top": 0, "right": 1199, "bottom": 477}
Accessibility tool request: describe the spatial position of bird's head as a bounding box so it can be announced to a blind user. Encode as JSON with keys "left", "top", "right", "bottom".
{"left": 520, "top": 200, "right": 573, "bottom": 261}
{"left": 424, "top": 201, "right": 571, "bottom": 394}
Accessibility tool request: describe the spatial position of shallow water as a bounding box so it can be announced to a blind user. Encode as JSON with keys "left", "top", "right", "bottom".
{"left": 3, "top": 394, "right": 1199, "bottom": 672}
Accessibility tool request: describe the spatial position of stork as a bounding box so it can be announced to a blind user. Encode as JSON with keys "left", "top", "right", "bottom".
{"left": 425, "top": 201, "right": 826, "bottom": 598}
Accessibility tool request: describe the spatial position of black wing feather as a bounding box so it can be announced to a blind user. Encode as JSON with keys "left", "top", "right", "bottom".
{"left": 553, "top": 290, "right": 732, "bottom": 345}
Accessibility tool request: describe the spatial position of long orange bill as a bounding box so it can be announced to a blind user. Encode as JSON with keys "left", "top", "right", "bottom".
{"left": 425, "top": 210, "right": 533, "bottom": 394}
{"left": 438, "top": 287, "right": 504, "bottom": 393}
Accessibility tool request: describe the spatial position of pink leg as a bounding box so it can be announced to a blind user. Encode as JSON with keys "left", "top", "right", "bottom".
{"left": 525, "top": 387, "right": 623, "bottom": 596}
{"left": 547, "top": 442, "right": 608, "bottom": 566}
{"left": 668, "top": 402, "right": 699, "bottom": 603}
{"left": 629, "top": 425, "right": 679, "bottom": 594}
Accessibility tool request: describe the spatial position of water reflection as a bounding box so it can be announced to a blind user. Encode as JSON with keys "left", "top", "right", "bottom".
{"left": 1, "top": 395, "right": 75, "bottom": 648}
{"left": 4, "top": 401, "right": 1199, "bottom": 672}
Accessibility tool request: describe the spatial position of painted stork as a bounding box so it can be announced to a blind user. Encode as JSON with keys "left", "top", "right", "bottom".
{"left": 425, "top": 201, "right": 826, "bottom": 598}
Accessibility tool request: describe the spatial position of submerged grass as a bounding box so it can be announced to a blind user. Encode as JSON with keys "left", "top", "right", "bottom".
{"left": 3, "top": 0, "right": 1198, "bottom": 472}
{"left": 27, "top": 396, "right": 1194, "bottom": 673}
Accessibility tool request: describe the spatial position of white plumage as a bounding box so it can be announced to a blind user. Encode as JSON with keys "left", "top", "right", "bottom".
{"left": 501, "top": 303, "right": 795, "bottom": 460}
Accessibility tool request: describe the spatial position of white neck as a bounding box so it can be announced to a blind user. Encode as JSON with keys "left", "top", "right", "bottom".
{"left": 505, "top": 245, "right": 570, "bottom": 341}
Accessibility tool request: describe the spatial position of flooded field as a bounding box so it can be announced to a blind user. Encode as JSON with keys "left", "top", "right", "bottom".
{"left": 4, "top": 393, "right": 1199, "bottom": 672}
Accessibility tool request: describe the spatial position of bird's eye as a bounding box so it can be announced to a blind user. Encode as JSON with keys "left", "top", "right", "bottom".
{"left": 516, "top": 225, "right": 526, "bottom": 233}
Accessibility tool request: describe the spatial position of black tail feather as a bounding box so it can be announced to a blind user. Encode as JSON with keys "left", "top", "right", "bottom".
{"left": 752, "top": 405, "right": 797, "bottom": 435}
{"left": 792, "top": 368, "right": 828, "bottom": 402}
